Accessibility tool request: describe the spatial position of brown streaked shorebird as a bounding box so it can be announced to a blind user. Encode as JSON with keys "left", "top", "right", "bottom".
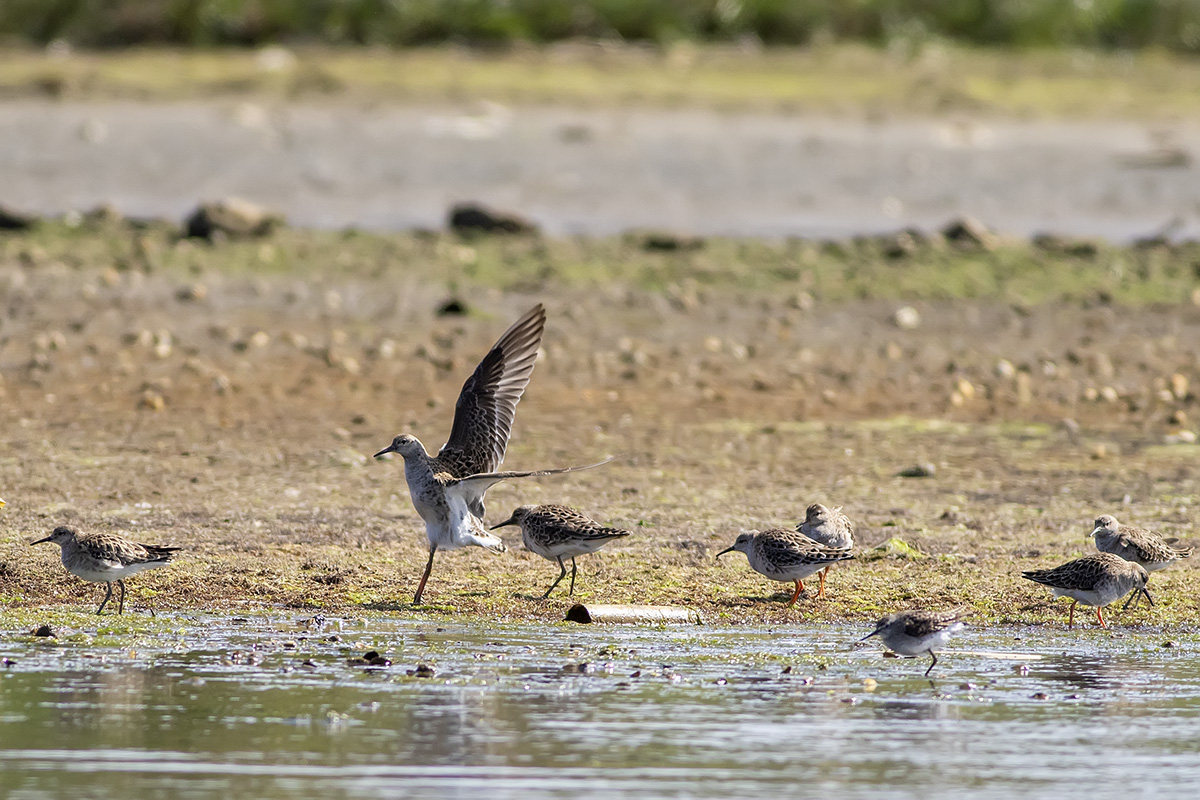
{"left": 491, "top": 504, "right": 630, "bottom": 598}
{"left": 373, "top": 304, "right": 608, "bottom": 604}
{"left": 796, "top": 502, "right": 855, "bottom": 599}
{"left": 717, "top": 528, "right": 854, "bottom": 606}
{"left": 1021, "top": 552, "right": 1152, "bottom": 629}
{"left": 30, "top": 526, "right": 181, "bottom": 615}
{"left": 861, "top": 607, "right": 973, "bottom": 677}
{"left": 1090, "top": 514, "right": 1192, "bottom": 573}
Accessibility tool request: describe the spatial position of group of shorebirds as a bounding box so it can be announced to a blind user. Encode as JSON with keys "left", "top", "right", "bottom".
{"left": 13, "top": 305, "right": 1194, "bottom": 677}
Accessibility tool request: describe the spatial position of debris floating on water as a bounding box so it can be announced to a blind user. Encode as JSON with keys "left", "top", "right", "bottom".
{"left": 565, "top": 604, "right": 702, "bottom": 624}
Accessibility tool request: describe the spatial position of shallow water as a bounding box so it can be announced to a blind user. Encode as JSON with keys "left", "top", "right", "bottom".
{"left": 1, "top": 614, "right": 1199, "bottom": 799}
{"left": 5, "top": 102, "right": 1200, "bottom": 240}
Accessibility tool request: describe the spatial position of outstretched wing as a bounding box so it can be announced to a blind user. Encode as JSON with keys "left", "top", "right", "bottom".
{"left": 437, "top": 304, "right": 546, "bottom": 478}
{"left": 445, "top": 457, "right": 615, "bottom": 520}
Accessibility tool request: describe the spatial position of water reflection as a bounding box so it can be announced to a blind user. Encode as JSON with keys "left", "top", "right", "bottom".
{"left": 1, "top": 617, "right": 1199, "bottom": 798}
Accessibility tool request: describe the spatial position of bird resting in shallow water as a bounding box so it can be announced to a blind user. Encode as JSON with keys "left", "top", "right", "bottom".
{"left": 861, "top": 607, "right": 972, "bottom": 677}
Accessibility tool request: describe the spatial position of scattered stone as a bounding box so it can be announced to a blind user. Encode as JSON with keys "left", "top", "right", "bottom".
{"left": 1171, "top": 373, "right": 1189, "bottom": 400}
{"left": 140, "top": 390, "right": 165, "bottom": 411}
{"left": 83, "top": 204, "right": 123, "bottom": 226}
{"left": 1164, "top": 430, "right": 1197, "bottom": 445}
{"left": 185, "top": 198, "right": 284, "bottom": 240}
{"left": 897, "top": 462, "right": 936, "bottom": 478}
{"left": 436, "top": 298, "right": 469, "bottom": 316}
{"left": 637, "top": 231, "right": 706, "bottom": 252}
{"left": 879, "top": 228, "right": 926, "bottom": 259}
{"left": 941, "top": 216, "right": 997, "bottom": 250}
{"left": 448, "top": 202, "right": 538, "bottom": 235}
{"left": 411, "top": 663, "right": 437, "bottom": 678}
{"left": 0, "top": 203, "right": 38, "bottom": 231}
{"left": 31, "top": 624, "right": 55, "bottom": 637}
{"left": 1031, "top": 233, "right": 1099, "bottom": 258}
{"left": 892, "top": 306, "right": 921, "bottom": 330}
{"left": 177, "top": 283, "right": 208, "bottom": 302}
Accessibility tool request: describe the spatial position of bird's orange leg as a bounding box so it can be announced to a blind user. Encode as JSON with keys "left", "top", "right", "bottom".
{"left": 786, "top": 580, "right": 805, "bottom": 606}
{"left": 1096, "top": 606, "right": 1107, "bottom": 628}
{"left": 1068, "top": 600, "right": 1076, "bottom": 629}
{"left": 816, "top": 566, "right": 829, "bottom": 599}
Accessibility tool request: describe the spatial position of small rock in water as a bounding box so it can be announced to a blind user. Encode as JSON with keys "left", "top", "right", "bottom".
{"left": 184, "top": 198, "right": 284, "bottom": 240}
{"left": 411, "top": 664, "right": 437, "bottom": 678}
{"left": 942, "top": 216, "right": 998, "bottom": 250}
{"left": 448, "top": 202, "right": 538, "bottom": 235}
{"left": 0, "top": 203, "right": 38, "bottom": 230}
{"left": 31, "top": 625, "right": 56, "bottom": 638}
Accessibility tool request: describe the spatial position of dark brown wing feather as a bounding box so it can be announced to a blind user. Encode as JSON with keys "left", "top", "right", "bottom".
{"left": 437, "top": 304, "right": 546, "bottom": 479}
{"left": 902, "top": 608, "right": 972, "bottom": 637}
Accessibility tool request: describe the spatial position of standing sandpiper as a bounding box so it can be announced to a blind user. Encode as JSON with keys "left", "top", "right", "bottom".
{"left": 373, "top": 304, "right": 607, "bottom": 604}
{"left": 491, "top": 504, "right": 630, "bottom": 598}
{"left": 1021, "top": 552, "right": 1151, "bottom": 628}
{"left": 717, "top": 529, "right": 854, "bottom": 606}
{"left": 796, "top": 503, "right": 855, "bottom": 598}
{"left": 861, "top": 608, "right": 972, "bottom": 676}
{"left": 31, "top": 526, "right": 181, "bottom": 615}
{"left": 1090, "top": 514, "right": 1192, "bottom": 572}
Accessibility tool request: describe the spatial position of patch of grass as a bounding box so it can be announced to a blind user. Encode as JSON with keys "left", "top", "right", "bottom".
{"left": 7, "top": 220, "right": 1200, "bottom": 307}
{"left": 3, "top": 44, "right": 1200, "bottom": 118}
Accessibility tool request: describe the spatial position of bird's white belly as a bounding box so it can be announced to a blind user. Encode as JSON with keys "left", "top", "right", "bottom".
{"left": 890, "top": 626, "right": 960, "bottom": 656}
{"left": 1053, "top": 587, "right": 1106, "bottom": 606}
{"left": 527, "top": 536, "right": 608, "bottom": 561}
{"left": 749, "top": 554, "right": 825, "bottom": 582}
{"left": 67, "top": 558, "right": 160, "bottom": 583}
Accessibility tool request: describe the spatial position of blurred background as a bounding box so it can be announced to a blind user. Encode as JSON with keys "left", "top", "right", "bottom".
{"left": 2, "top": 0, "right": 1199, "bottom": 240}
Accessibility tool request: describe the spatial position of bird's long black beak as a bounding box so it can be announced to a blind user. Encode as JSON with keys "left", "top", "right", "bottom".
{"left": 373, "top": 444, "right": 395, "bottom": 458}
{"left": 715, "top": 545, "right": 736, "bottom": 559}
{"left": 859, "top": 628, "right": 882, "bottom": 642}
{"left": 490, "top": 514, "right": 518, "bottom": 531}
{"left": 29, "top": 536, "right": 53, "bottom": 546}
{"left": 1123, "top": 587, "right": 1155, "bottom": 610}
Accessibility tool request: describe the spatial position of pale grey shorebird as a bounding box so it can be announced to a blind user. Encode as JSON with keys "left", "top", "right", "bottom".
{"left": 30, "top": 526, "right": 181, "bottom": 615}
{"left": 796, "top": 502, "right": 855, "bottom": 599}
{"left": 491, "top": 504, "right": 631, "bottom": 598}
{"left": 1021, "top": 552, "right": 1152, "bottom": 629}
{"left": 861, "top": 607, "right": 973, "bottom": 677}
{"left": 1090, "top": 514, "right": 1192, "bottom": 572}
{"left": 717, "top": 528, "right": 854, "bottom": 606}
{"left": 373, "top": 303, "right": 609, "bottom": 604}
